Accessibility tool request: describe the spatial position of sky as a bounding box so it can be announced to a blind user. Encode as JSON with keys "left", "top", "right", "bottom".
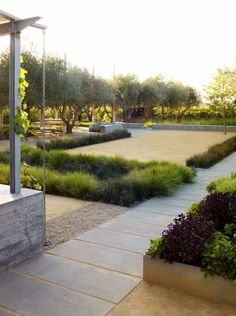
{"left": 1, "top": 0, "right": 236, "bottom": 93}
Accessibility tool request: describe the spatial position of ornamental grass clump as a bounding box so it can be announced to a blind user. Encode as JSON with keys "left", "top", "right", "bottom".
{"left": 36, "top": 129, "right": 131, "bottom": 150}
{"left": 186, "top": 136, "right": 236, "bottom": 168}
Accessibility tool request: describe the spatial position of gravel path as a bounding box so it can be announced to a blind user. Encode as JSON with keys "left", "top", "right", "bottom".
{"left": 46, "top": 202, "right": 127, "bottom": 249}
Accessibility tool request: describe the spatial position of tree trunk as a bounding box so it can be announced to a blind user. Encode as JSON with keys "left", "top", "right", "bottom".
{"left": 66, "top": 123, "right": 73, "bottom": 134}
{"left": 0, "top": 110, "right": 3, "bottom": 127}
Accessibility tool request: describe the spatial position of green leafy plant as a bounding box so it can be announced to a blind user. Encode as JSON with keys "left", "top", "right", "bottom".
{"left": 21, "top": 168, "right": 42, "bottom": 190}
{"left": 14, "top": 59, "right": 30, "bottom": 135}
{"left": 202, "top": 232, "right": 236, "bottom": 282}
{"left": 186, "top": 202, "right": 201, "bottom": 216}
{"left": 146, "top": 237, "right": 165, "bottom": 258}
{"left": 206, "top": 172, "right": 236, "bottom": 194}
{"left": 14, "top": 104, "right": 30, "bottom": 135}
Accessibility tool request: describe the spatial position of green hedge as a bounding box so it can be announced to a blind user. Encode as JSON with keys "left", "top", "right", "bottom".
{"left": 186, "top": 136, "right": 236, "bottom": 168}
{"left": 206, "top": 172, "right": 236, "bottom": 194}
{"left": 36, "top": 129, "right": 131, "bottom": 150}
{"left": 0, "top": 147, "right": 194, "bottom": 206}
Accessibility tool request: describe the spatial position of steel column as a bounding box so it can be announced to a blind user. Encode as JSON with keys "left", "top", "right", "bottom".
{"left": 9, "top": 30, "right": 21, "bottom": 193}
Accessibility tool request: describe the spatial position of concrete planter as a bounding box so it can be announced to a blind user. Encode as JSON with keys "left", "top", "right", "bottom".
{"left": 0, "top": 184, "right": 44, "bottom": 272}
{"left": 143, "top": 255, "right": 236, "bottom": 305}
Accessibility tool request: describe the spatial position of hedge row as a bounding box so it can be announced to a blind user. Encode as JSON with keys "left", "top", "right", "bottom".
{"left": 186, "top": 136, "right": 236, "bottom": 168}
{"left": 0, "top": 147, "right": 194, "bottom": 206}
{"left": 36, "top": 129, "right": 131, "bottom": 150}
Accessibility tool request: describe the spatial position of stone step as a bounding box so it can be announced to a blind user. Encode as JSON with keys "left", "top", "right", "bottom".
{"left": 49, "top": 239, "right": 143, "bottom": 277}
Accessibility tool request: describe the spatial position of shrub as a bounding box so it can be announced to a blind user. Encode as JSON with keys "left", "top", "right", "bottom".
{"left": 199, "top": 192, "right": 236, "bottom": 230}
{"left": 97, "top": 164, "right": 194, "bottom": 206}
{"left": 0, "top": 150, "right": 9, "bottom": 163}
{"left": 186, "top": 202, "right": 201, "bottom": 216}
{"left": 0, "top": 163, "right": 99, "bottom": 200}
{"left": 202, "top": 231, "right": 236, "bottom": 282}
{"left": 36, "top": 129, "right": 131, "bottom": 150}
{"left": 0, "top": 147, "right": 194, "bottom": 206}
{"left": 186, "top": 136, "right": 236, "bottom": 168}
{"left": 159, "top": 214, "right": 216, "bottom": 266}
{"left": 206, "top": 172, "right": 236, "bottom": 194}
{"left": 146, "top": 237, "right": 165, "bottom": 258}
{"left": 0, "top": 125, "right": 9, "bottom": 140}
{"left": 0, "top": 163, "right": 9, "bottom": 184}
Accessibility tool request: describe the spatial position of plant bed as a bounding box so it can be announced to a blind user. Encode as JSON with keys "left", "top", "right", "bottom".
{"left": 144, "top": 191, "right": 236, "bottom": 305}
{"left": 0, "top": 146, "right": 194, "bottom": 206}
{"left": 186, "top": 136, "right": 236, "bottom": 168}
{"left": 36, "top": 128, "right": 131, "bottom": 150}
{"left": 143, "top": 255, "right": 236, "bottom": 305}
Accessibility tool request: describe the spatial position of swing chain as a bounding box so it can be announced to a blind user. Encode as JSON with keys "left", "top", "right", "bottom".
{"left": 42, "top": 29, "right": 51, "bottom": 247}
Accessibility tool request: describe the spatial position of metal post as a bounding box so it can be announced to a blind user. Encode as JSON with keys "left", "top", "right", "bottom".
{"left": 9, "top": 30, "right": 21, "bottom": 193}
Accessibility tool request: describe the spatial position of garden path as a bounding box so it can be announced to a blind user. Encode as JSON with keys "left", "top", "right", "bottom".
{"left": 0, "top": 153, "right": 235, "bottom": 316}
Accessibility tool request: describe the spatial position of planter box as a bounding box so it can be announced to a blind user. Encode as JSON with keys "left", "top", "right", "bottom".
{"left": 143, "top": 255, "right": 236, "bottom": 306}
{"left": 0, "top": 184, "right": 44, "bottom": 272}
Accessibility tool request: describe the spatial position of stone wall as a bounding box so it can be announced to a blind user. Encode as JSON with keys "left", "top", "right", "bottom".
{"left": 0, "top": 186, "right": 44, "bottom": 272}
{"left": 152, "top": 124, "right": 236, "bottom": 131}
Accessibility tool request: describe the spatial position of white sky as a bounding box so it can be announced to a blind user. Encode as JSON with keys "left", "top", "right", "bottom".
{"left": 1, "top": 0, "right": 236, "bottom": 93}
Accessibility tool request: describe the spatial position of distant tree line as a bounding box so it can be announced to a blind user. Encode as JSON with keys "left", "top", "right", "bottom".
{"left": 1, "top": 51, "right": 235, "bottom": 133}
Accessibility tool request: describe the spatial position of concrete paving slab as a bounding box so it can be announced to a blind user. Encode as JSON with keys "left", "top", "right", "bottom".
{"left": 0, "top": 307, "right": 19, "bottom": 316}
{"left": 76, "top": 228, "right": 150, "bottom": 254}
{"left": 135, "top": 207, "right": 182, "bottom": 216}
{"left": 48, "top": 240, "right": 143, "bottom": 277}
{"left": 118, "top": 210, "right": 174, "bottom": 226}
{"left": 0, "top": 271, "right": 113, "bottom": 316}
{"left": 99, "top": 218, "right": 163, "bottom": 238}
{"left": 135, "top": 197, "right": 193, "bottom": 210}
{"left": 14, "top": 254, "right": 139, "bottom": 304}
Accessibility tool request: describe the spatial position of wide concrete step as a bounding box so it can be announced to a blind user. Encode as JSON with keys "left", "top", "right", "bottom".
{"left": 76, "top": 228, "right": 150, "bottom": 254}
{"left": 118, "top": 210, "right": 174, "bottom": 226}
{"left": 0, "top": 270, "right": 113, "bottom": 316}
{"left": 14, "top": 254, "right": 140, "bottom": 304}
{"left": 49, "top": 239, "right": 143, "bottom": 277}
{"left": 99, "top": 218, "right": 163, "bottom": 238}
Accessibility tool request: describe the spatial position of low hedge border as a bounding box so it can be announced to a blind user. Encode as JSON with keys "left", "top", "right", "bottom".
{"left": 0, "top": 147, "right": 194, "bottom": 206}
{"left": 186, "top": 136, "right": 236, "bottom": 168}
{"left": 36, "top": 128, "right": 131, "bottom": 150}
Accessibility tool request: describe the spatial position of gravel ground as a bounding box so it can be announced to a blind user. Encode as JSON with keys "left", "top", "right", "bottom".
{"left": 67, "top": 130, "right": 236, "bottom": 164}
{"left": 45, "top": 202, "right": 127, "bottom": 249}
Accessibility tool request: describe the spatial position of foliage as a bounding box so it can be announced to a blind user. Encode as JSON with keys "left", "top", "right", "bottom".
{"left": 206, "top": 172, "right": 236, "bottom": 194}
{"left": 202, "top": 231, "right": 236, "bottom": 282}
{"left": 14, "top": 104, "right": 30, "bottom": 135}
{"left": 114, "top": 74, "right": 141, "bottom": 122}
{"left": 21, "top": 168, "right": 42, "bottom": 190}
{"left": 0, "top": 125, "right": 9, "bottom": 140}
{"left": 160, "top": 214, "right": 216, "bottom": 266}
{"left": 36, "top": 129, "right": 131, "bottom": 150}
{"left": 186, "top": 202, "right": 201, "bottom": 216}
{"left": 204, "top": 68, "right": 236, "bottom": 130}
{"left": 146, "top": 238, "right": 165, "bottom": 258}
{"left": 186, "top": 136, "right": 236, "bottom": 168}
{"left": 0, "top": 148, "right": 194, "bottom": 206}
{"left": 199, "top": 192, "right": 236, "bottom": 230}
{"left": 14, "top": 59, "right": 30, "bottom": 135}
